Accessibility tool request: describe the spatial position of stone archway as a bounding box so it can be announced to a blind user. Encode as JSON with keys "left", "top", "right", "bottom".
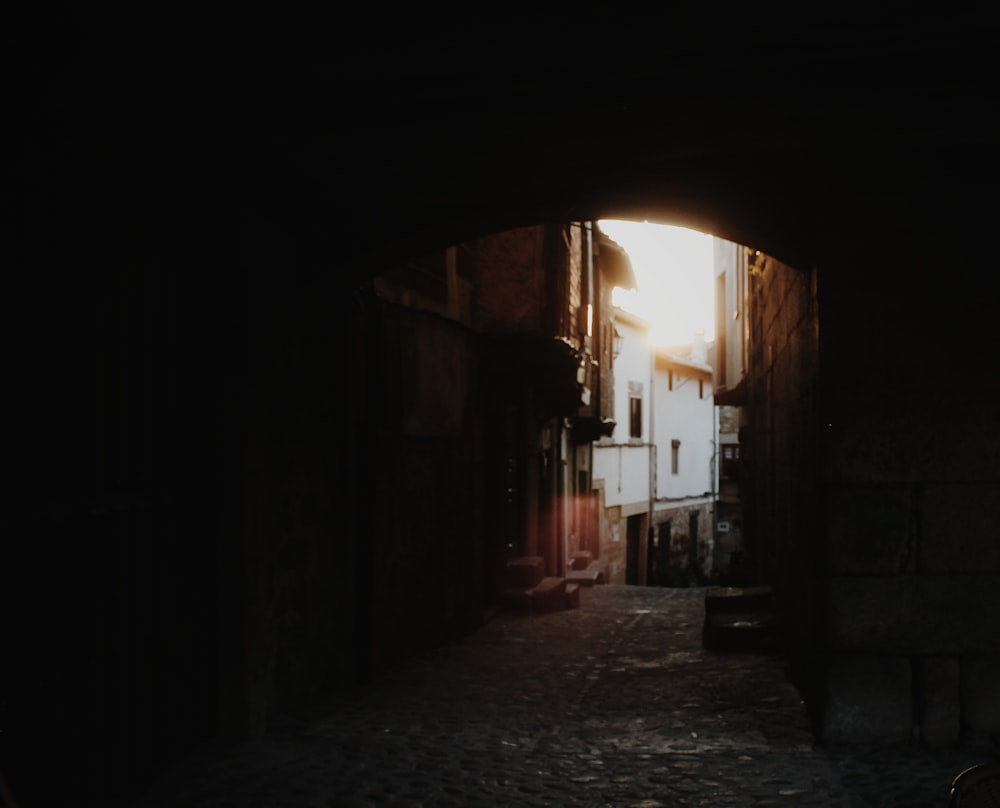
{"left": 10, "top": 12, "right": 1000, "bottom": 807}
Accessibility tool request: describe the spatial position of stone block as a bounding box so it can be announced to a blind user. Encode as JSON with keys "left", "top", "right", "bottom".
{"left": 500, "top": 588, "right": 533, "bottom": 613}
{"left": 962, "top": 653, "right": 1000, "bottom": 737}
{"left": 702, "top": 610, "right": 779, "bottom": 654}
{"left": 918, "top": 484, "right": 1000, "bottom": 573}
{"left": 566, "top": 567, "right": 602, "bottom": 587}
{"left": 914, "top": 656, "right": 960, "bottom": 748}
{"left": 823, "top": 655, "right": 912, "bottom": 744}
{"left": 704, "top": 585, "right": 774, "bottom": 614}
{"left": 565, "top": 582, "right": 580, "bottom": 609}
{"left": 823, "top": 485, "right": 911, "bottom": 574}
{"left": 504, "top": 556, "right": 545, "bottom": 590}
{"left": 825, "top": 574, "right": 1000, "bottom": 654}
{"left": 531, "top": 576, "right": 566, "bottom": 614}
{"left": 821, "top": 392, "right": 1000, "bottom": 482}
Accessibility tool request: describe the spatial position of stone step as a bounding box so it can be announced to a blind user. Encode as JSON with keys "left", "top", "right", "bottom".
{"left": 504, "top": 556, "right": 545, "bottom": 590}
{"left": 500, "top": 587, "right": 533, "bottom": 613}
{"left": 531, "top": 576, "right": 567, "bottom": 614}
{"left": 500, "top": 576, "right": 570, "bottom": 615}
{"left": 702, "top": 609, "right": 780, "bottom": 653}
{"left": 703, "top": 584, "right": 779, "bottom": 653}
{"left": 565, "top": 582, "right": 581, "bottom": 609}
{"left": 566, "top": 567, "right": 603, "bottom": 586}
{"left": 704, "top": 585, "right": 774, "bottom": 614}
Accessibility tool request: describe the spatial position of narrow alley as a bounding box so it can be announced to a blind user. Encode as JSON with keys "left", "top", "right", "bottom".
{"left": 132, "top": 586, "right": 995, "bottom": 807}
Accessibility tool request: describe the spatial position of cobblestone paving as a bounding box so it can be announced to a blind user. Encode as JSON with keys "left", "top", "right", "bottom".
{"left": 134, "top": 586, "right": 998, "bottom": 807}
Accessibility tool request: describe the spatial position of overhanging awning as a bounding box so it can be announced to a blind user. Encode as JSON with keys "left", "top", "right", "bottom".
{"left": 567, "top": 416, "right": 617, "bottom": 444}
{"left": 595, "top": 231, "right": 637, "bottom": 291}
{"left": 714, "top": 378, "right": 748, "bottom": 406}
{"left": 483, "top": 333, "right": 585, "bottom": 419}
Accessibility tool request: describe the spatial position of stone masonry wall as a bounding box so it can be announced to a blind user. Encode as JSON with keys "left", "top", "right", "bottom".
{"left": 651, "top": 503, "right": 715, "bottom": 585}
{"left": 738, "top": 250, "right": 824, "bottom": 727}
{"left": 816, "top": 233, "right": 1000, "bottom": 747}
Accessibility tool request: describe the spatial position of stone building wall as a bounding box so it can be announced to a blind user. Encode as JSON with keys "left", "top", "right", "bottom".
{"left": 737, "top": 249, "right": 824, "bottom": 726}
{"left": 650, "top": 503, "right": 716, "bottom": 585}
{"left": 739, "top": 243, "right": 1000, "bottom": 747}
{"left": 472, "top": 227, "right": 545, "bottom": 333}
{"left": 13, "top": 15, "right": 1000, "bottom": 806}
{"left": 601, "top": 505, "right": 628, "bottom": 585}
{"left": 814, "top": 226, "right": 1000, "bottom": 747}
{"left": 719, "top": 405, "right": 740, "bottom": 435}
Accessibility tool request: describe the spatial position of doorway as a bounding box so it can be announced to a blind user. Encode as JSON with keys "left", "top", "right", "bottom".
{"left": 626, "top": 514, "right": 643, "bottom": 585}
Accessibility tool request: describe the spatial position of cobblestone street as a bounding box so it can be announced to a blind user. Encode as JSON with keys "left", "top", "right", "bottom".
{"left": 133, "top": 586, "right": 997, "bottom": 807}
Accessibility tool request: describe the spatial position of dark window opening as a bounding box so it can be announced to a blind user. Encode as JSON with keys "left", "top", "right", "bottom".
{"left": 722, "top": 444, "right": 740, "bottom": 480}
{"left": 629, "top": 396, "right": 642, "bottom": 439}
{"left": 658, "top": 520, "right": 672, "bottom": 547}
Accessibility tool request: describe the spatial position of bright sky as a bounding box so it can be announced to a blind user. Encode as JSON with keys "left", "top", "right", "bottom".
{"left": 598, "top": 219, "right": 715, "bottom": 347}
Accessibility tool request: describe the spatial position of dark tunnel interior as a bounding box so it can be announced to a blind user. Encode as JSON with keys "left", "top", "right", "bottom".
{"left": 7, "top": 9, "right": 1000, "bottom": 806}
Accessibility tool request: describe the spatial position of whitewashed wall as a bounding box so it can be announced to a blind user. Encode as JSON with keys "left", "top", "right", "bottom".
{"left": 713, "top": 237, "right": 748, "bottom": 392}
{"left": 593, "top": 443, "right": 651, "bottom": 508}
{"left": 653, "top": 353, "right": 716, "bottom": 501}
{"left": 593, "top": 307, "right": 654, "bottom": 513}
{"left": 611, "top": 308, "right": 652, "bottom": 445}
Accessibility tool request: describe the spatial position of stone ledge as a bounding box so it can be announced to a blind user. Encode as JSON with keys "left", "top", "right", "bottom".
{"left": 566, "top": 567, "right": 603, "bottom": 586}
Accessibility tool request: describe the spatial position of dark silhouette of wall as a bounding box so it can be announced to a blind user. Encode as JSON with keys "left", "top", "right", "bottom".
{"left": 8, "top": 10, "right": 1000, "bottom": 806}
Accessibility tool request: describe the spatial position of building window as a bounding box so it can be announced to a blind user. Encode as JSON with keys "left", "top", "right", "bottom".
{"left": 671, "top": 439, "right": 680, "bottom": 475}
{"left": 722, "top": 444, "right": 740, "bottom": 480}
{"left": 629, "top": 396, "right": 642, "bottom": 439}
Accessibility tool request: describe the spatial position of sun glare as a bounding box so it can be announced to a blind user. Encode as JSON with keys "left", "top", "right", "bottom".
{"left": 600, "top": 220, "right": 715, "bottom": 348}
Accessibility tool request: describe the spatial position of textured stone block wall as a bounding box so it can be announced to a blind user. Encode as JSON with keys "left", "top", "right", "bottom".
{"left": 739, "top": 251, "right": 821, "bottom": 677}
{"left": 815, "top": 236, "right": 1000, "bottom": 745}
{"left": 601, "top": 506, "right": 628, "bottom": 585}
{"left": 472, "top": 226, "right": 545, "bottom": 333}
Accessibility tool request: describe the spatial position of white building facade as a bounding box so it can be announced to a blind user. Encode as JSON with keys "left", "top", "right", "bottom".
{"left": 592, "top": 307, "right": 653, "bottom": 585}
{"left": 649, "top": 336, "right": 717, "bottom": 585}
{"left": 592, "top": 307, "right": 719, "bottom": 586}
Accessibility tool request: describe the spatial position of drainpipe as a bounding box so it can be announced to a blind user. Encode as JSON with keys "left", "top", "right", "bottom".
{"left": 647, "top": 343, "right": 655, "bottom": 585}
{"left": 710, "top": 434, "right": 718, "bottom": 575}
{"left": 561, "top": 426, "right": 569, "bottom": 578}
{"left": 585, "top": 221, "right": 596, "bottom": 561}
{"left": 585, "top": 221, "right": 594, "bottom": 358}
